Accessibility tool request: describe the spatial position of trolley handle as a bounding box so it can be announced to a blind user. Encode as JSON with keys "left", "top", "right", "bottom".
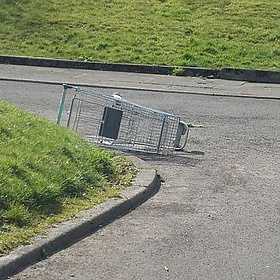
{"left": 174, "top": 121, "right": 189, "bottom": 151}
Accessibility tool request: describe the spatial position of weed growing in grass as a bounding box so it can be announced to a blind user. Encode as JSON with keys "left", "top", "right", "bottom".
{"left": 0, "top": 100, "right": 137, "bottom": 255}
{"left": 172, "top": 66, "right": 185, "bottom": 76}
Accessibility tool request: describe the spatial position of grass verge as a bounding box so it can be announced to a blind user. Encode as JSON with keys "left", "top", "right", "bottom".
{"left": 0, "top": 0, "right": 279, "bottom": 70}
{"left": 0, "top": 99, "right": 137, "bottom": 256}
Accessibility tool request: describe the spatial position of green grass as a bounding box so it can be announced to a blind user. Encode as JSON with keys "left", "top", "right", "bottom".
{"left": 0, "top": 100, "right": 137, "bottom": 256}
{"left": 0, "top": 0, "right": 279, "bottom": 70}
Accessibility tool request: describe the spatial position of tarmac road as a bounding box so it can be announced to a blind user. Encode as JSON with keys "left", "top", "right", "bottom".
{"left": 1, "top": 65, "right": 280, "bottom": 279}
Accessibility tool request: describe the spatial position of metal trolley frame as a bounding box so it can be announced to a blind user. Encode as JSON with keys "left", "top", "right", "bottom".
{"left": 56, "top": 84, "right": 189, "bottom": 155}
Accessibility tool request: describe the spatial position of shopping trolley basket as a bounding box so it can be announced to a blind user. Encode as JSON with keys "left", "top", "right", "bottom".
{"left": 56, "top": 84, "right": 189, "bottom": 155}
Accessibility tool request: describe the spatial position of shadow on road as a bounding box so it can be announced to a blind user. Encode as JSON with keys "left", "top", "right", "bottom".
{"left": 135, "top": 150, "right": 205, "bottom": 167}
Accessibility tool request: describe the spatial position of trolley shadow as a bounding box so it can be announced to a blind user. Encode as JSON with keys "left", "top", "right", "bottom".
{"left": 132, "top": 150, "right": 205, "bottom": 167}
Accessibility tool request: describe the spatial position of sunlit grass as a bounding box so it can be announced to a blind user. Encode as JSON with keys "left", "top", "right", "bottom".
{"left": 0, "top": 100, "right": 137, "bottom": 255}
{"left": 0, "top": 0, "right": 279, "bottom": 70}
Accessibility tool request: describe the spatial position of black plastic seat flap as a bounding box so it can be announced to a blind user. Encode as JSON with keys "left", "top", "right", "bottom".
{"left": 99, "top": 106, "right": 123, "bottom": 139}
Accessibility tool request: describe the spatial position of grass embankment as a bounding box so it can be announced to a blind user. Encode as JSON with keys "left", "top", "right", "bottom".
{"left": 0, "top": 100, "right": 137, "bottom": 256}
{"left": 0, "top": 0, "right": 279, "bottom": 70}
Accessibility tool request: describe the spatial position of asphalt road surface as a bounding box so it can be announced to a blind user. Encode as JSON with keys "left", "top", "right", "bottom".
{"left": 1, "top": 66, "right": 280, "bottom": 279}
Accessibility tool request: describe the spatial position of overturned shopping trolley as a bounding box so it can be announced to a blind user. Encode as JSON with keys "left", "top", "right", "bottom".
{"left": 56, "top": 84, "right": 189, "bottom": 155}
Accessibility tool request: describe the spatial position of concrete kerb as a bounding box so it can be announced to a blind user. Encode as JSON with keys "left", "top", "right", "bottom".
{"left": 0, "top": 55, "right": 218, "bottom": 78}
{"left": 219, "top": 67, "right": 280, "bottom": 84}
{"left": 0, "top": 156, "right": 159, "bottom": 280}
{"left": 1, "top": 55, "right": 279, "bottom": 84}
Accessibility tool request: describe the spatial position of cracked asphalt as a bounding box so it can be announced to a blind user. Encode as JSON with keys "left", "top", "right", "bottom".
{"left": 1, "top": 65, "right": 280, "bottom": 280}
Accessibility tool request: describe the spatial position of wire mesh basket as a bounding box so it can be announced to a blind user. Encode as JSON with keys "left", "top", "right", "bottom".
{"left": 56, "top": 84, "right": 189, "bottom": 155}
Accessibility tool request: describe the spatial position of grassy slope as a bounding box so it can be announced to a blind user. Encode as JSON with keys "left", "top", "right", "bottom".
{"left": 0, "top": 100, "right": 136, "bottom": 255}
{"left": 0, "top": 0, "right": 279, "bottom": 70}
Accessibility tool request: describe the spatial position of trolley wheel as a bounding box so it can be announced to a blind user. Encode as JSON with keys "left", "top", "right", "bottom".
{"left": 174, "top": 121, "right": 189, "bottom": 151}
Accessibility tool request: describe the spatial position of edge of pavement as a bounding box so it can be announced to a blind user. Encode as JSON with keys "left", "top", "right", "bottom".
{"left": 0, "top": 55, "right": 279, "bottom": 84}
{"left": 0, "top": 155, "right": 159, "bottom": 280}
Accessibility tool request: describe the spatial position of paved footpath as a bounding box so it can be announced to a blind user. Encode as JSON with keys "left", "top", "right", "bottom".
{"left": 1, "top": 65, "right": 280, "bottom": 280}
{"left": 1, "top": 64, "right": 280, "bottom": 99}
